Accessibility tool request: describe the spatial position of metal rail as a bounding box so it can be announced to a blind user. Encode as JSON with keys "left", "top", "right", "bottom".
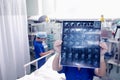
{"left": 24, "top": 52, "right": 54, "bottom": 75}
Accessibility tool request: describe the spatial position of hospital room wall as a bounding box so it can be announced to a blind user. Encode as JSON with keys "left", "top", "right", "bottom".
{"left": 55, "top": 0, "right": 120, "bottom": 19}
{"left": 26, "top": 0, "right": 42, "bottom": 16}
{"left": 26, "top": 0, "right": 120, "bottom": 19}
{"left": 26, "top": 0, "right": 55, "bottom": 17}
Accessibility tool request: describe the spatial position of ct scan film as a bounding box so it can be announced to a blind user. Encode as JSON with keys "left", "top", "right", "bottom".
{"left": 61, "top": 20, "right": 101, "bottom": 68}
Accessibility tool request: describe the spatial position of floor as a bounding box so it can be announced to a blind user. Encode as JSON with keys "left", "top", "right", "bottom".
{"left": 93, "top": 63, "right": 120, "bottom": 80}
{"left": 105, "top": 64, "right": 120, "bottom": 80}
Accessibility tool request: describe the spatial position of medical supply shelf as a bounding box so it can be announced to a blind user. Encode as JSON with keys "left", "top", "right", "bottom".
{"left": 28, "top": 22, "right": 62, "bottom": 62}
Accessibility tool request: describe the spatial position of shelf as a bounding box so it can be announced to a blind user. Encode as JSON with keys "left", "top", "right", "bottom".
{"left": 28, "top": 32, "right": 38, "bottom": 35}
{"left": 108, "top": 39, "right": 120, "bottom": 43}
{"left": 30, "top": 23, "right": 45, "bottom": 26}
{"left": 30, "top": 46, "right": 34, "bottom": 50}
{"left": 107, "top": 59, "right": 120, "bottom": 67}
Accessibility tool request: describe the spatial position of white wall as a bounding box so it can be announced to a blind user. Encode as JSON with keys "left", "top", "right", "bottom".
{"left": 26, "top": 0, "right": 55, "bottom": 16}
{"left": 55, "top": 0, "right": 120, "bottom": 19}
{"left": 26, "top": 0, "right": 42, "bottom": 16}
{"left": 26, "top": 0, "right": 120, "bottom": 18}
{"left": 42, "top": 0, "right": 55, "bottom": 15}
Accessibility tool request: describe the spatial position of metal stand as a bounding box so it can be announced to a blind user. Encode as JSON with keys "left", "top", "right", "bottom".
{"left": 112, "top": 42, "right": 120, "bottom": 73}
{"left": 113, "top": 26, "right": 120, "bottom": 73}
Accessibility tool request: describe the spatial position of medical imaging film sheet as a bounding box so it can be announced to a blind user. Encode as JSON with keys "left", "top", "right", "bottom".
{"left": 61, "top": 21, "right": 101, "bottom": 68}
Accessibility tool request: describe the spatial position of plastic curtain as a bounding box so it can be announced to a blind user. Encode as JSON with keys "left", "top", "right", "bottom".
{"left": 0, "top": 0, "right": 30, "bottom": 80}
